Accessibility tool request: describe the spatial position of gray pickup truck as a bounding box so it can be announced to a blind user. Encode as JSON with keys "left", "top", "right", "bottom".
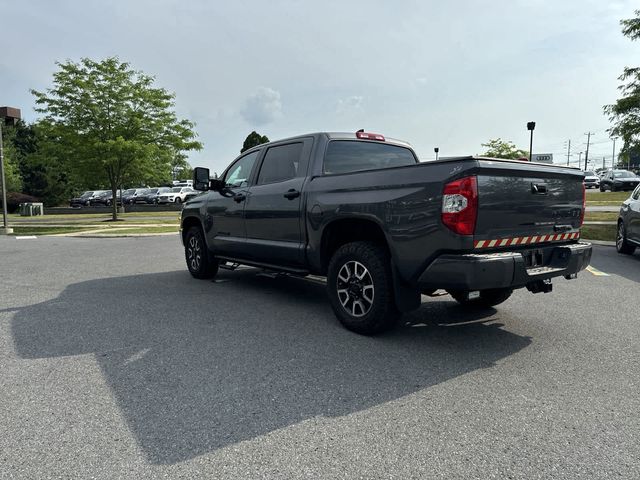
{"left": 180, "top": 131, "right": 592, "bottom": 334}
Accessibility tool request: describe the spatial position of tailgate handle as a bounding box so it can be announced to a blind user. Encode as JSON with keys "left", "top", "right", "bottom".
{"left": 531, "top": 182, "right": 547, "bottom": 194}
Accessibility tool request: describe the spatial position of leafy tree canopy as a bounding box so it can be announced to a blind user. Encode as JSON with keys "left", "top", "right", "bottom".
{"left": 31, "top": 57, "right": 202, "bottom": 217}
{"left": 1, "top": 124, "right": 24, "bottom": 193}
{"left": 481, "top": 138, "right": 529, "bottom": 159}
{"left": 241, "top": 131, "right": 269, "bottom": 153}
{"left": 604, "top": 10, "right": 640, "bottom": 155}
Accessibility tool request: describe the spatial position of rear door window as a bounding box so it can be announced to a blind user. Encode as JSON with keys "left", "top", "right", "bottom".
{"left": 323, "top": 141, "right": 417, "bottom": 175}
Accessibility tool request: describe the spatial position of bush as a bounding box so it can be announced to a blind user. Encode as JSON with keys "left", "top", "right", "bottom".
{"left": 1, "top": 192, "right": 40, "bottom": 213}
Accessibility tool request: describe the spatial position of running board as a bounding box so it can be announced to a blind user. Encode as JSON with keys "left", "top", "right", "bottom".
{"left": 214, "top": 256, "right": 309, "bottom": 276}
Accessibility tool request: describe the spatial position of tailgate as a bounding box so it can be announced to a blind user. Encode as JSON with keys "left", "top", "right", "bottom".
{"left": 473, "top": 159, "right": 584, "bottom": 247}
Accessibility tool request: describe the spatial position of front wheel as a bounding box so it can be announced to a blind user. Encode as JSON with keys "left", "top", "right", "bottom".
{"left": 175, "top": 197, "right": 182, "bottom": 204}
{"left": 184, "top": 227, "right": 219, "bottom": 279}
{"left": 616, "top": 221, "right": 637, "bottom": 255}
{"left": 448, "top": 288, "right": 513, "bottom": 307}
{"left": 327, "top": 241, "right": 399, "bottom": 335}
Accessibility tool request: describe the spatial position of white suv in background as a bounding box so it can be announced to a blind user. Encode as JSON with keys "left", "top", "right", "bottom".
{"left": 157, "top": 186, "right": 195, "bottom": 204}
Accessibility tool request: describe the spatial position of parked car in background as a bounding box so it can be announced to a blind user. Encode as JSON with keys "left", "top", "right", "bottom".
{"left": 69, "top": 191, "right": 95, "bottom": 208}
{"left": 617, "top": 184, "right": 640, "bottom": 255}
{"left": 122, "top": 188, "right": 147, "bottom": 205}
{"left": 139, "top": 187, "right": 172, "bottom": 204}
{"left": 90, "top": 190, "right": 122, "bottom": 207}
{"left": 173, "top": 179, "right": 194, "bottom": 188}
{"left": 600, "top": 170, "right": 640, "bottom": 192}
{"left": 583, "top": 171, "right": 600, "bottom": 189}
{"left": 89, "top": 191, "right": 111, "bottom": 206}
{"left": 133, "top": 188, "right": 152, "bottom": 204}
{"left": 157, "top": 186, "right": 194, "bottom": 204}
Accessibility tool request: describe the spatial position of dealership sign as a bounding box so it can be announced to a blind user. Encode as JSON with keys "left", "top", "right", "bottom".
{"left": 532, "top": 153, "right": 553, "bottom": 163}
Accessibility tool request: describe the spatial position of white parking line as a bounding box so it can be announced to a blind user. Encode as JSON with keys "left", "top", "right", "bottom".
{"left": 15, "top": 236, "right": 37, "bottom": 240}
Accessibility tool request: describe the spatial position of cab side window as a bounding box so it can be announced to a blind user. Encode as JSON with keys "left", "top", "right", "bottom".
{"left": 632, "top": 185, "right": 640, "bottom": 200}
{"left": 257, "top": 143, "right": 304, "bottom": 185}
{"left": 224, "top": 151, "right": 260, "bottom": 188}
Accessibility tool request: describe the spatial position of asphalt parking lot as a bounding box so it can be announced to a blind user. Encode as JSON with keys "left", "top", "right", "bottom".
{"left": 1, "top": 236, "right": 639, "bottom": 479}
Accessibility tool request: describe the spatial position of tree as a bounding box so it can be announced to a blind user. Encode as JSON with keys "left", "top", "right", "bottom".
{"left": 241, "top": 131, "right": 269, "bottom": 153}
{"left": 480, "top": 138, "right": 529, "bottom": 159}
{"left": 31, "top": 57, "right": 202, "bottom": 219}
{"left": 604, "top": 10, "right": 640, "bottom": 158}
{"left": 1, "top": 124, "right": 24, "bottom": 193}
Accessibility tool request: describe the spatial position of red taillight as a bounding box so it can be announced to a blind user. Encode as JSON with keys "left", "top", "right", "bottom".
{"left": 356, "top": 131, "right": 385, "bottom": 141}
{"left": 579, "top": 182, "right": 586, "bottom": 227}
{"left": 441, "top": 176, "right": 478, "bottom": 235}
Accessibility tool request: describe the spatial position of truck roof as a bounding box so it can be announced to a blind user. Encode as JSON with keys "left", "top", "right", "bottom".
{"left": 243, "top": 132, "right": 414, "bottom": 153}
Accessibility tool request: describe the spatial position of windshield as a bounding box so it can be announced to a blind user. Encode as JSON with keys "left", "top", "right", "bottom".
{"left": 614, "top": 171, "right": 636, "bottom": 178}
{"left": 123, "top": 189, "right": 136, "bottom": 194}
{"left": 80, "top": 191, "right": 94, "bottom": 198}
{"left": 148, "top": 188, "right": 158, "bottom": 193}
{"left": 585, "top": 171, "right": 595, "bottom": 176}
{"left": 171, "top": 187, "right": 182, "bottom": 192}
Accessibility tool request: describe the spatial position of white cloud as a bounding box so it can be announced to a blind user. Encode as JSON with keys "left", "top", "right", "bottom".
{"left": 336, "top": 95, "right": 364, "bottom": 114}
{"left": 240, "top": 87, "right": 282, "bottom": 126}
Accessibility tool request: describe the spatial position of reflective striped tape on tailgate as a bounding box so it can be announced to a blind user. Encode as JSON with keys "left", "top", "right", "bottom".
{"left": 474, "top": 232, "right": 580, "bottom": 249}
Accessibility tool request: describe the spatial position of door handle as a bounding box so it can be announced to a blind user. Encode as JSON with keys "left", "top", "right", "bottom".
{"left": 284, "top": 189, "right": 300, "bottom": 200}
{"left": 531, "top": 183, "right": 547, "bottom": 194}
{"left": 233, "top": 193, "right": 246, "bottom": 203}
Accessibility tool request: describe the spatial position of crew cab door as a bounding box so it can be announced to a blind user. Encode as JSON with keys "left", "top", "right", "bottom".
{"left": 243, "top": 138, "right": 313, "bottom": 266}
{"left": 205, "top": 150, "right": 260, "bottom": 257}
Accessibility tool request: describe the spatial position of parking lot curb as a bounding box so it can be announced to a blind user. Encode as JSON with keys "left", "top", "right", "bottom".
{"left": 65, "top": 232, "right": 179, "bottom": 238}
{"left": 584, "top": 239, "right": 616, "bottom": 247}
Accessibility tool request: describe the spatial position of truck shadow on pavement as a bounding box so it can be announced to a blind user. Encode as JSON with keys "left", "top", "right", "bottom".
{"left": 11, "top": 268, "right": 531, "bottom": 465}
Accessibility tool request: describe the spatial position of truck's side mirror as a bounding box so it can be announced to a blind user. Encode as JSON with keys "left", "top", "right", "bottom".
{"left": 193, "top": 167, "right": 210, "bottom": 191}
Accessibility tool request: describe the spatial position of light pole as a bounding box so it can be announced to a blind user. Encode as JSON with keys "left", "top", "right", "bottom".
{"left": 0, "top": 107, "right": 21, "bottom": 235}
{"left": 434, "top": 147, "right": 439, "bottom": 161}
{"left": 527, "top": 121, "right": 536, "bottom": 162}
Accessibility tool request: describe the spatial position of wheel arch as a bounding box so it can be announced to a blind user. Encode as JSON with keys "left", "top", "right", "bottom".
{"left": 320, "top": 217, "right": 390, "bottom": 274}
{"left": 181, "top": 215, "right": 207, "bottom": 247}
{"left": 319, "top": 217, "right": 420, "bottom": 313}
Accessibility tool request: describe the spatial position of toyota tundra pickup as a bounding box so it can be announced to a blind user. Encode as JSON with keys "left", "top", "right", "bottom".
{"left": 180, "top": 131, "right": 592, "bottom": 334}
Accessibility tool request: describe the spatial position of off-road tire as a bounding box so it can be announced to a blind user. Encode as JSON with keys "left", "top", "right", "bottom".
{"left": 327, "top": 241, "right": 399, "bottom": 335}
{"left": 185, "top": 226, "right": 219, "bottom": 279}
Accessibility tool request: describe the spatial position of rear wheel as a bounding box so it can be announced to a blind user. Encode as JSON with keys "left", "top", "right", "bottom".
{"left": 448, "top": 288, "right": 513, "bottom": 307}
{"left": 327, "top": 241, "right": 399, "bottom": 335}
{"left": 175, "top": 197, "right": 182, "bottom": 204}
{"left": 616, "top": 221, "right": 637, "bottom": 255}
{"left": 184, "top": 226, "right": 218, "bottom": 279}
{"left": 599, "top": 185, "right": 605, "bottom": 192}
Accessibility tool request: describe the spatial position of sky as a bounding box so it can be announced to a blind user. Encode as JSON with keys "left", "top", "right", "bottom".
{"left": 1, "top": 0, "right": 638, "bottom": 174}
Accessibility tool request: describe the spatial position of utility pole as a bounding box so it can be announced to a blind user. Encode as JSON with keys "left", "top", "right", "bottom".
{"left": 584, "top": 132, "right": 593, "bottom": 171}
{"left": 611, "top": 137, "right": 616, "bottom": 169}
{"left": 578, "top": 151, "right": 583, "bottom": 167}
{"left": 566, "top": 139, "right": 571, "bottom": 166}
